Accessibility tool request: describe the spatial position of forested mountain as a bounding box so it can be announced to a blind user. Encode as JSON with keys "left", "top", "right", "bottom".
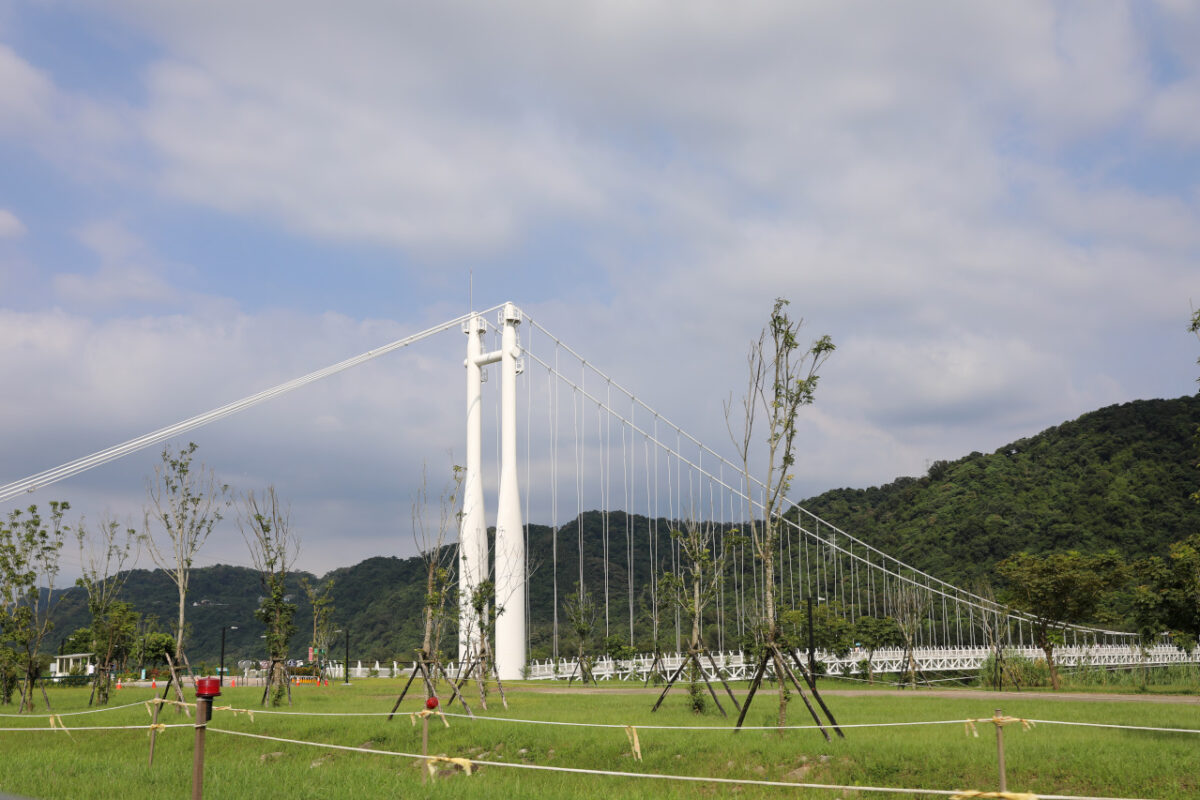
{"left": 48, "top": 395, "right": 1200, "bottom": 664}
{"left": 799, "top": 396, "right": 1200, "bottom": 587}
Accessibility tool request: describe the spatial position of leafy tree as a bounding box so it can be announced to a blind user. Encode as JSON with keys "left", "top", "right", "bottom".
{"left": 144, "top": 443, "right": 230, "bottom": 663}
{"left": 603, "top": 634, "right": 636, "bottom": 661}
{"left": 62, "top": 627, "right": 94, "bottom": 655}
{"left": 75, "top": 516, "right": 137, "bottom": 704}
{"left": 300, "top": 576, "right": 336, "bottom": 673}
{"left": 852, "top": 615, "right": 901, "bottom": 683}
{"left": 726, "top": 297, "right": 834, "bottom": 726}
{"left": 240, "top": 487, "right": 298, "bottom": 706}
{"left": 136, "top": 631, "right": 177, "bottom": 669}
{"left": 0, "top": 502, "right": 69, "bottom": 711}
{"left": 1132, "top": 534, "right": 1200, "bottom": 649}
{"left": 893, "top": 582, "right": 930, "bottom": 687}
{"left": 90, "top": 602, "right": 138, "bottom": 679}
{"left": 658, "top": 520, "right": 728, "bottom": 711}
{"left": 997, "top": 550, "right": 1126, "bottom": 690}
{"left": 0, "top": 646, "right": 18, "bottom": 704}
{"left": 562, "top": 582, "right": 598, "bottom": 684}
{"left": 780, "top": 601, "right": 853, "bottom": 662}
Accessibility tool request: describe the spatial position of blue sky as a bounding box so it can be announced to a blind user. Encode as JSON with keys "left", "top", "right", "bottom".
{"left": 1, "top": 1, "right": 1198, "bottom": 579}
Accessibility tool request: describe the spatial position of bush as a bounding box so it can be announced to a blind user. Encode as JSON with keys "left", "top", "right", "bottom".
{"left": 978, "top": 651, "right": 1050, "bottom": 688}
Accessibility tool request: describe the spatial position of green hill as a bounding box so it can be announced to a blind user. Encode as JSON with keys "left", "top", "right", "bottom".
{"left": 799, "top": 396, "right": 1200, "bottom": 587}
{"left": 46, "top": 395, "right": 1200, "bottom": 665}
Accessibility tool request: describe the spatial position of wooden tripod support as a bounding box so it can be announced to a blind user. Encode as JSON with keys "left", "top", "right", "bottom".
{"left": 733, "top": 644, "right": 844, "bottom": 739}
{"left": 386, "top": 651, "right": 475, "bottom": 721}
{"left": 650, "top": 646, "right": 742, "bottom": 717}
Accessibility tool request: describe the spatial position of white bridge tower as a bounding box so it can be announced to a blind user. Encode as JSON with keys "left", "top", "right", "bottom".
{"left": 459, "top": 303, "right": 525, "bottom": 680}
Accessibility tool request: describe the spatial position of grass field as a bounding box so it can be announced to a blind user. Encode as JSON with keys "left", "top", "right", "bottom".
{"left": 1, "top": 678, "right": 1197, "bottom": 799}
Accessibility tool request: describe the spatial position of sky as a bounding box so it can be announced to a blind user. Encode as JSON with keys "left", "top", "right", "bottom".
{"left": 1, "top": 1, "right": 1198, "bottom": 581}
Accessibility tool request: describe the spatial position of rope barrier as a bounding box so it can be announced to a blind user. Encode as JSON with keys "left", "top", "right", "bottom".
{"left": 0, "top": 723, "right": 192, "bottom": 733}
{"left": 1027, "top": 719, "right": 1200, "bottom": 735}
{"left": 62, "top": 700, "right": 1193, "bottom": 737}
{"left": 205, "top": 726, "right": 1155, "bottom": 800}
{"left": 435, "top": 708, "right": 973, "bottom": 732}
{"left": 0, "top": 699, "right": 150, "bottom": 718}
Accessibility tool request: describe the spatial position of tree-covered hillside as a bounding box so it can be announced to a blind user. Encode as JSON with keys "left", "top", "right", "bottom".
{"left": 799, "top": 396, "right": 1200, "bottom": 586}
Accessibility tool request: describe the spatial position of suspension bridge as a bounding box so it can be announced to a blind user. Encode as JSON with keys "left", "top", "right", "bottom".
{"left": 3, "top": 302, "right": 1192, "bottom": 681}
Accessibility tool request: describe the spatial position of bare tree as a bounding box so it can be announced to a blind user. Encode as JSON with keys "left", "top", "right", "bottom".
{"left": 143, "top": 443, "right": 230, "bottom": 664}
{"left": 76, "top": 517, "right": 138, "bottom": 705}
{"left": 240, "top": 487, "right": 299, "bottom": 707}
{"left": 726, "top": 298, "right": 835, "bottom": 728}
{"left": 387, "top": 465, "right": 479, "bottom": 719}
{"left": 414, "top": 465, "right": 462, "bottom": 672}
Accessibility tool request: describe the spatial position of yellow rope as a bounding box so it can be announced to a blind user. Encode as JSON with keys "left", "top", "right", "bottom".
{"left": 147, "top": 723, "right": 168, "bottom": 736}
{"left": 409, "top": 708, "right": 450, "bottom": 728}
{"left": 624, "top": 725, "right": 642, "bottom": 761}
{"left": 965, "top": 716, "right": 1036, "bottom": 737}
{"left": 48, "top": 715, "right": 73, "bottom": 740}
{"left": 425, "top": 755, "right": 474, "bottom": 777}
{"left": 212, "top": 705, "right": 255, "bottom": 721}
{"left": 145, "top": 697, "right": 194, "bottom": 717}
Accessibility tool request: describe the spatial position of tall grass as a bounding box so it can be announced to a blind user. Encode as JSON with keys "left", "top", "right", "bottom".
{"left": 980, "top": 651, "right": 1200, "bottom": 693}
{"left": 0, "top": 680, "right": 1196, "bottom": 799}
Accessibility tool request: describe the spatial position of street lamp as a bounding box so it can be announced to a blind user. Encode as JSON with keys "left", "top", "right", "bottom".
{"left": 219, "top": 626, "right": 238, "bottom": 686}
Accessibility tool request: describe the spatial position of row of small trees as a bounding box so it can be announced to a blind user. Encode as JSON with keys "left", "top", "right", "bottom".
{"left": 0, "top": 443, "right": 329, "bottom": 710}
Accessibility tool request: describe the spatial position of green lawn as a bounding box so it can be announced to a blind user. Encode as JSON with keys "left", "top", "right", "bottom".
{"left": 0, "top": 679, "right": 1197, "bottom": 799}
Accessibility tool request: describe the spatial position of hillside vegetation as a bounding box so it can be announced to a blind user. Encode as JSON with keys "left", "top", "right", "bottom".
{"left": 801, "top": 396, "right": 1200, "bottom": 586}
{"left": 48, "top": 395, "right": 1200, "bottom": 665}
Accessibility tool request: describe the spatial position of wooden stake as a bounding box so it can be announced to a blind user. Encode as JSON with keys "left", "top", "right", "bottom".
{"left": 148, "top": 700, "right": 162, "bottom": 766}
{"left": 995, "top": 708, "right": 1007, "bottom": 794}
{"left": 191, "top": 696, "right": 210, "bottom": 800}
{"left": 421, "top": 713, "right": 430, "bottom": 785}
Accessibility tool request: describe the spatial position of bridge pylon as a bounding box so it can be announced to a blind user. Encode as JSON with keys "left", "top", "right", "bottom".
{"left": 459, "top": 303, "right": 525, "bottom": 681}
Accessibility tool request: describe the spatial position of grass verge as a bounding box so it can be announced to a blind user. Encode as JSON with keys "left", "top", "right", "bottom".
{"left": 0, "top": 680, "right": 1196, "bottom": 799}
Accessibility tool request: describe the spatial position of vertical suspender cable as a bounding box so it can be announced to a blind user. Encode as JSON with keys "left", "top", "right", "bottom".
{"left": 599, "top": 400, "right": 610, "bottom": 640}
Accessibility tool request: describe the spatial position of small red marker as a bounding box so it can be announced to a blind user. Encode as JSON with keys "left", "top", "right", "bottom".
{"left": 426, "top": 696, "right": 439, "bottom": 710}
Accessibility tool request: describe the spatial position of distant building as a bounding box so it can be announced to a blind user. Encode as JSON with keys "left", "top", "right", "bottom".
{"left": 49, "top": 653, "right": 94, "bottom": 678}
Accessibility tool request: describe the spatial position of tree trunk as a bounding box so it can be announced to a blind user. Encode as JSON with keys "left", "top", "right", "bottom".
{"left": 175, "top": 583, "right": 187, "bottom": 662}
{"left": 1042, "top": 642, "right": 1060, "bottom": 690}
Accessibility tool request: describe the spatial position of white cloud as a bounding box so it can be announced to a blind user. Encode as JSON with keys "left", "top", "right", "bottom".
{"left": 0, "top": 44, "right": 55, "bottom": 134}
{"left": 1146, "top": 78, "right": 1200, "bottom": 145}
{"left": 52, "top": 221, "right": 178, "bottom": 307}
{"left": 0, "top": 209, "right": 26, "bottom": 238}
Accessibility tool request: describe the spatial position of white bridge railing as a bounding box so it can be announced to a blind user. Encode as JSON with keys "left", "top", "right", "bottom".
{"left": 525, "top": 644, "right": 1199, "bottom": 681}
{"left": 257, "top": 645, "right": 1198, "bottom": 683}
